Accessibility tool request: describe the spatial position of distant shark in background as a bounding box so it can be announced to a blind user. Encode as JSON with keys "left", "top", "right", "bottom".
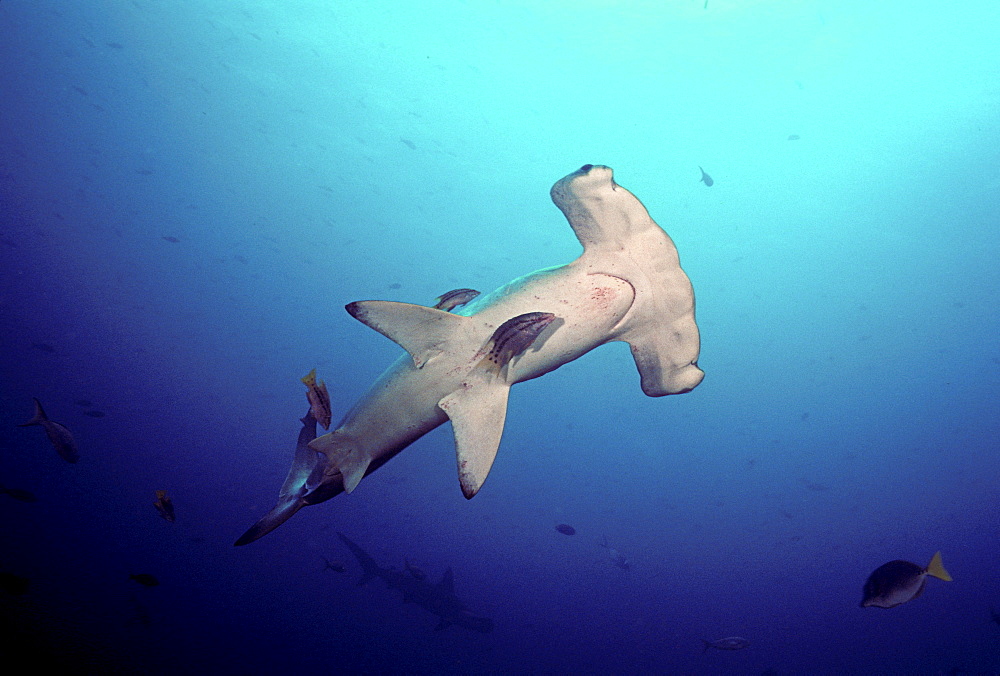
{"left": 236, "top": 164, "right": 703, "bottom": 545}
{"left": 337, "top": 532, "right": 493, "bottom": 633}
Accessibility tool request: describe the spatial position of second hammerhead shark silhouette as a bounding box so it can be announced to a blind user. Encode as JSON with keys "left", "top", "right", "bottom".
{"left": 236, "top": 164, "right": 703, "bottom": 545}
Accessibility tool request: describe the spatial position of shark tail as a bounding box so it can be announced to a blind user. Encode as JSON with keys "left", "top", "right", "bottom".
{"left": 234, "top": 411, "right": 332, "bottom": 546}
{"left": 234, "top": 495, "right": 307, "bottom": 546}
{"left": 19, "top": 398, "right": 48, "bottom": 426}
{"left": 338, "top": 532, "right": 383, "bottom": 586}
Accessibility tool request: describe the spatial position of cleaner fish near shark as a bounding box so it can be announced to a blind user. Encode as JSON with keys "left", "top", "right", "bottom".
{"left": 235, "top": 164, "right": 704, "bottom": 545}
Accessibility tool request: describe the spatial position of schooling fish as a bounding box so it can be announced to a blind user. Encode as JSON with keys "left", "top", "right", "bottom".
{"left": 860, "top": 551, "right": 952, "bottom": 608}
{"left": 433, "top": 288, "right": 480, "bottom": 312}
{"left": 19, "top": 398, "right": 79, "bottom": 463}
{"left": 301, "top": 369, "right": 332, "bottom": 430}
{"left": 698, "top": 166, "right": 714, "bottom": 187}
{"left": 153, "top": 490, "right": 175, "bottom": 522}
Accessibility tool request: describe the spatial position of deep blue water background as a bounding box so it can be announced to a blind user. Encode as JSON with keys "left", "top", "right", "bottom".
{"left": 2, "top": 1, "right": 999, "bottom": 674}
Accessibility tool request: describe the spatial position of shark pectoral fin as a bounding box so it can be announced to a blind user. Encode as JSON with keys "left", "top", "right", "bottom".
{"left": 309, "top": 431, "right": 370, "bottom": 493}
{"left": 438, "top": 373, "right": 511, "bottom": 499}
{"left": 346, "top": 300, "right": 468, "bottom": 368}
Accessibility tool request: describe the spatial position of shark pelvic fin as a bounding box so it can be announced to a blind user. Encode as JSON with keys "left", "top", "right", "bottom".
{"left": 346, "top": 300, "right": 468, "bottom": 369}
{"left": 309, "top": 430, "right": 369, "bottom": 493}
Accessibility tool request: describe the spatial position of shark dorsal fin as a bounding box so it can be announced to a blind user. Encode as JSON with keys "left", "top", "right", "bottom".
{"left": 346, "top": 301, "right": 467, "bottom": 369}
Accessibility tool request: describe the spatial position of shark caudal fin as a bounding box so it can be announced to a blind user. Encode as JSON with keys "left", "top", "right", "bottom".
{"left": 234, "top": 412, "right": 331, "bottom": 546}
{"left": 926, "top": 551, "right": 953, "bottom": 582}
{"left": 337, "top": 532, "right": 384, "bottom": 587}
{"left": 346, "top": 300, "right": 469, "bottom": 369}
{"left": 439, "top": 312, "right": 556, "bottom": 499}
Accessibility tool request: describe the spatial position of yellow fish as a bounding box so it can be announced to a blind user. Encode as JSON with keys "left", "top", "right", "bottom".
{"left": 302, "top": 369, "right": 332, "bottom": 430}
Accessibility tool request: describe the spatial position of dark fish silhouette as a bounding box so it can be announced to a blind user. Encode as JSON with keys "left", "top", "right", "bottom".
{"left": 74, "top": 399, "right": 94, "bottom": 407}
{"left": 162, "top": 236, "right": 180, "bottom": 243}
{"left": 433, "top": 288, "right": 480, "bottom": 312}
{"left": 698, "top": 166, "right": 714, "bottom": 187}
{"left": 82, "top": 410, "right": 106, "bottom": 418}
{"left": 338, "top": 532, "right": 493, "bottom": 632}
{"left": 153, "top": 490, "right": 175, "bottom": 522}
{"left": 990, "top": 608, "right": 1000, "bottom": 626}
{"left": 787, "top": 134, "right": 801, "bottom": 141}
{"left": 129, "top": 574, "right": 160, "bottom": 587}
{"left": 555, "top": 523, "right": 576, "bottom": 535}
{"left": 0, "top": 485, "right": 38, "bottom": 502}
{"left": 19, "top": 398, "right": 79, "bottom": 463}
{"left": 702, "top": 636, "right": 750, "bottom": 652}
{"left": 860, "top": 551, "right": 952, "bottom": 608}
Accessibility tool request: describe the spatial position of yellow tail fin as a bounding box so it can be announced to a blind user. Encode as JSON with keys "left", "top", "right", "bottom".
{"left": 926, "top": 551, "right": 952, "bottom": 582}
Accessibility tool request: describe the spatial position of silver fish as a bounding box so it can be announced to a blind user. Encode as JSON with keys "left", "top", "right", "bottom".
{"left": 19, "top": 398, "right": 79, "bottom": 463}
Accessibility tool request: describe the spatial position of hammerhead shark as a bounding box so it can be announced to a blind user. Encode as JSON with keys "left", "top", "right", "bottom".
{"left": 337, "top": 532, "right": 493, "bottom": 632}
{"left": 235, "top": 164, "right": 703, "bottom": 546}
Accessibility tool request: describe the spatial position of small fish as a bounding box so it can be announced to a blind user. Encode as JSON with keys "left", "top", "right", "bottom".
{"left": 31, "top": 342, "right": 56, "bottom": 353}
{"left": 322, "top": 557, "right": 346, "bottom": 573}
{"left": 82, "top": 410, "right": 106, "bottom": 418}
{"left": 555, "top": 523, "right": 576, "bottom": 536}
{"left": 301, "top": 369, "right": 332, "bottom": 430}
{"left": 698, "top": 166, "right": 714, "bottom": 187}
{"left": 433, "top": 288, "right": 480, "bottom": 312}
{"left": 0, "top": 485, "right": 38, "bottom": 503}
{"left": 702, "top": 636, "right": 750, "bottom": 652}
{"left": 787, "top": 134, "right": 801, "bottom": 141}
{"left": 153, "top": 490, "right": 175, "bottom": 522}
{"left": 388, "top": 282, "right": 402, "bottom": 290}
{"left": 0, "top": 572, "right": 30, "bottom": 596}
{"left": 74, "top": 399, "right": 94, "bottom": 407}
{"left": 19, "top": 398, "right": 80, "bottom": 463}
{"left": 476, "top": 312, "right": 556, "bottom": 376}
{"left": 162, "top": 236, "right": 180, "bottom": 243}
{"left": 129, "top": 574, "right": 160, "bottom": 587}
{"left": 990, "top": 608, "right": 1000, "bottom": 626}
{"left": 860, "top": 551, "right": 952, "bottom": 608}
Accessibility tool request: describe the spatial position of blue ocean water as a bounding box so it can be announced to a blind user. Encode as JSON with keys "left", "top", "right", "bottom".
{"left": 2, "top": 1, "right": 998, "bottom": 673}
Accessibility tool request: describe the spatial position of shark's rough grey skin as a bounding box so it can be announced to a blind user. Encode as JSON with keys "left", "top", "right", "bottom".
{"left": 337, "top": 532, "right": 493, "bottom": 633}
{"left": 236, "top": 164, "right": 702, "bottom": 545}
